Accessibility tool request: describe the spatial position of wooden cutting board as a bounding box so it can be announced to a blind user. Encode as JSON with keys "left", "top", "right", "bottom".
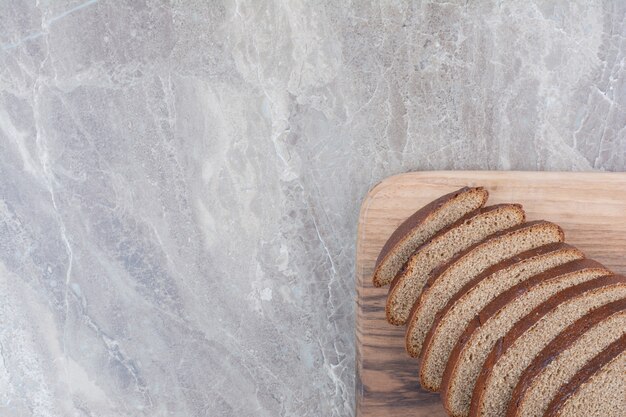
{"left": 355, "top": 171, "right": 626, "bottom": 417}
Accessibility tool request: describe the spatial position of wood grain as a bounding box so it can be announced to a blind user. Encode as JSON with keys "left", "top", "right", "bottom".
{"left": 355, "top": 171, "right": 626, "bottom": 417}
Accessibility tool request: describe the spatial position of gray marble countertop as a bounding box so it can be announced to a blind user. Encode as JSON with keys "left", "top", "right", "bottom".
{"left": 1, "top": 1, "right": 625, "bottom": 416}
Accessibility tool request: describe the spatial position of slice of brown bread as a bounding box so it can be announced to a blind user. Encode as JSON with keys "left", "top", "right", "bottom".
{"left": 405, "top": 221, "right": 564, "bottom": 359}
{"left": 385, "top": 204, "right": 525, "bottom": 325}
{"left": 373, "top": 187, "right": 488, "bottom": 287}
{"left": 417, "top": 243, "right": 584, "bottom": 391}
{"left": 507, "top": 299, "right": 626, "bottom": 417}
{"left": 470, "top": 275, "right": 626, "bottom": 417}
{"left": 543, "top": 335, "right": 626, "bottom": 417}
{"left": 440, "top": 259, "right": 612, "bottom": 417}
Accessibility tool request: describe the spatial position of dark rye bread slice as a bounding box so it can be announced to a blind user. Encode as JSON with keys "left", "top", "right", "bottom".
{"left": 373, "top": 187, "right": 488, "bottom": 287}
{"left": 386, "top": 204, "right": 525, "bottom": 325}
{"left": 507, "top": 299, "right": 626, "bottom": 417}
{"left": 417, "top": 243, "right": 584, "bottom": 391}
{"left": 440, "top": 259, "right": 612, "bottom": 417}
{"left": 385, "top": 204, "right": 525, "bottom": 325}
{"left": 405, "top": 221, "right": 564, "bottom": 359}
{"left": 470, "top": 275, "right": 626, "bottom": 417}
{"left": 544, "top": 335, "right": 626, "bottom": 417}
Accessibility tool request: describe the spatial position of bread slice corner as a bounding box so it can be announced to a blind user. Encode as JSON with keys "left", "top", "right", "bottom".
{"left": 470, "top": 274, "right": 626, "bottom": 417}
{"left": 372, "top": 186, "right": 488, "bottom": 287}
{"left": 508, "top": 297, "right": 626, "bottom": 417}
{"left": 543, "top": 334, "right": 626, "bottom": 417}
{"left": 440, "top": 259, "right": 611, "bottom": 417}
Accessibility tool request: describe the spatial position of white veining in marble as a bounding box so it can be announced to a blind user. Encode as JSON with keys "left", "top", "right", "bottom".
{"left": 0, "top": 1, "right": 625, "bottom": 416}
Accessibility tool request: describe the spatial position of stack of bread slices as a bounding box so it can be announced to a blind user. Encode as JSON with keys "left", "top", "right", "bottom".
{"left": 372, "top": 186, "right": 625, "bottom": 417}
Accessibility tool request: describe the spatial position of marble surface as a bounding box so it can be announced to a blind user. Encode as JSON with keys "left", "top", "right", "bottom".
{"left": 0, "top": 1, "right": 625, "bottom": 416}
